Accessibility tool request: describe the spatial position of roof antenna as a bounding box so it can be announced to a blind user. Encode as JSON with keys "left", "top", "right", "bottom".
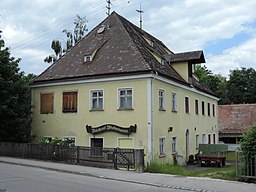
{"left": 136, "top": 3, "right": 144, "bottom": 29}
{"left": 106, "top": 0, "right": 111, "bottom": 16}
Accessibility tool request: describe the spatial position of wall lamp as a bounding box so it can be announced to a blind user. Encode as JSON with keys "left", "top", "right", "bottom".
{"left": 168, "top": 127, "right": 173, "bottom": 133}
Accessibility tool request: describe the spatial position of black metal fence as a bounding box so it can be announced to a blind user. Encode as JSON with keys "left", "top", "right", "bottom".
{"left": 236, "top": 151, "right": 256, "bottom": 179}
{"left": 0, "top": 142, "right": 144, "bottom": 171}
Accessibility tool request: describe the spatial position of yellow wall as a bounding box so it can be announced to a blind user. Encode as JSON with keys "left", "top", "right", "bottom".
{"left": 151, "top": 79, "right": 218, "bottom": 164}
{"left": 32, "top": 79, "right": 148, "bottom": 149}
{"left": 171, "top": 62, "right": 189, "bottom": 82}
{"left": 32, "top": 75, "right": 219, "bottom": 165}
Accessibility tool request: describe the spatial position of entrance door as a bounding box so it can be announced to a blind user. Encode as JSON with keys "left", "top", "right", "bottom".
{"left": 186, "top": 129, "right": 190, "bottom": 160}
{"left": 91, "top": 138, "right": 103, "bottom": 156}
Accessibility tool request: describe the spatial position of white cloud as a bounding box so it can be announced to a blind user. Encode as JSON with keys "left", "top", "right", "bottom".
{"left": 1, "top": 0, "right": 256, "bottom": 77}
{"left": 145, "top": 0, "right": 256, "bottom": 52}
{"left": 207, "top": 36, "right": 256, "bottom": 77}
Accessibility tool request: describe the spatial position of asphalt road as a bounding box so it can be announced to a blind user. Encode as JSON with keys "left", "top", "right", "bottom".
{"left": 0, "top": 163, "right": 183, "bottom": 192}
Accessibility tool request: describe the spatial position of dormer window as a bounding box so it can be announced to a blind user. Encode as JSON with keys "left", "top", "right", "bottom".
{"left": 84, "top": 55, "right": 92, "bottom": 62}
{"left": 161, "top": 59, "right": 165, "bottom": 65}
{"left": 149, "top": 41, "right": 154, "bottom": 47}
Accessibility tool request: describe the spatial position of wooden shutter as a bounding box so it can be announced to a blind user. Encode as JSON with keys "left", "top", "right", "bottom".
{"left": 40, "top": 93, "right": 53, "bottom": 114}
{"left": 63, "top": 91, "right": 77, "bottom": 113}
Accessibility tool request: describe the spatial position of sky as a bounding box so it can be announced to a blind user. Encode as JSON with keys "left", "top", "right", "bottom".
{"left": 1, "top": 0, "right": 256, "bottom": 77}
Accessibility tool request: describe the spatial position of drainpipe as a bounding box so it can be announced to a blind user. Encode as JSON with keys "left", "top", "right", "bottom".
{"left": 147, "top": 71, "right": 157, "bottom": 164}
{"left": 147, "top": 77, "right": 153, "bottom": 164}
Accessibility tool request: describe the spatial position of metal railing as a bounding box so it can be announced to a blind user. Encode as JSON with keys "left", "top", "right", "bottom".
{"left": 236, "top": 151, "right": 256, "bottom": 179}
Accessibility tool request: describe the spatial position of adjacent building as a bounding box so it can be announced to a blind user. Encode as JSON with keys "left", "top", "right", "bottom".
{"left": 32, "top": 12, "right": 219, "bottom": 164}
{"left": 219, "top": 104, "right": 256, "bottom": 144}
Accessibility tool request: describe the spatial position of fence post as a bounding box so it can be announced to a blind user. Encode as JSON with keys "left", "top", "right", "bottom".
{"left": 114, "top": 148, "right": 118, "bottom": 169}
{"left": 134, "top": 149, "right": 144, "bottom": 172}
{"left": 236, "top": 151, "right": 239, "bottom": 177}
{"left": 76, "top": 146, "right": 80, "bottom": 164}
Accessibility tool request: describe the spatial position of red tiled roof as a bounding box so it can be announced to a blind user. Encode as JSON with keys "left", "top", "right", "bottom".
{"left": 218, "top": 104, "right": 256, "bottom": 134}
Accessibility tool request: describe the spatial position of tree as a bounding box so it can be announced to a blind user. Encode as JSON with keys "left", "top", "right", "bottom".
{"left": 44, "top": 15, "right": 88, "bottom": 63}
{"left": 227, "top": 68, "right": 256, "bottom": 104}
{"left": 240, "top": 126, "right": 256, "bottom": 152}
{"left": 194, "top": 65, "right": 228, "bottom": 104}
{"left": 240, "top": 126, "right": 256, "bottom": 176}
{"left": 0, "top": 37, "right": 35, "bottom": 142}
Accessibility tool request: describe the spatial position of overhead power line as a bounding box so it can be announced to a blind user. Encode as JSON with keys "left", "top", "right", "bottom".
{"left": 7, "top": 0, "right": 143, "bottom": 54}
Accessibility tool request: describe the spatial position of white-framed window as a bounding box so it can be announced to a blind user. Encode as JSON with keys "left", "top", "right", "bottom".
{"left": 172, "top": 137, "right": 177, "bottom": 153}
{"left": 90, "top": 137, "right": 103, "bottom": 156}
{"left": 213, "top": 134, "right": 216, "bottom": 144}
{"left": 196, "top": 135, "right": 199, "bottom": 148}
{"left": 159, "top": 137, "right": 166, "bottom": 156}
{"left": 208, "top": 103, "right": 211, "bottom": 116}
{"left": 90, "top": 90, "right": 104, "bottom": 110}
{"left": 117, "top": 137, "right": 134, "bottom": 149}
{"left": 208, "top": 134, "right": 211, "bottom": 144}
{"left": 195, "top": 99, "right": 199, "bottom": 115}
{"left": 84, "top": 54, "right": 92, "bottom": 62}
{"left": 212, "top": 104, "right": 215, "bottom": 117}
{"left": 202, "top": 101, "right": 205, "bottom": 115}
{"left": 118, "top": 88, "right": 133, "bottom": 109}
{"left": 202, "top": 134, "right": 206, "bottom": 144}
{"left": 159, "top": 89, "right": 165, "bottom": 110}
{"left": 185, "top": 96, "right": 190, "bottom": 113}
{"left": 172, "top": 92, "right": 177, "bottom": 112}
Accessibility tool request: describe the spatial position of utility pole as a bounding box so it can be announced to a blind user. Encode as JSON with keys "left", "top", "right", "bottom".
{"left": 136, "top": 4, "right": 144, "bottom": 29}
{"left": 106, "top": 0, "right": 111, "bottom": 16}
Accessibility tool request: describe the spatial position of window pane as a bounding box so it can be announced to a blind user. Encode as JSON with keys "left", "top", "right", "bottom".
{"left": 92, "top": 98, "right": 97, "bottom": 108}
{"left": 127, "top": 96, "right": 132, "bottom": 108}
{"left": 92, "top": 92, "right": 97, "bottom": 97}
{"left": 127, "top": 89, "right": 132, "bottom": 95}
{"left": 98, "top": 98, "right": 103, "bottom": 109}
{"left": 99, "top": 91, "right": 103, "bottom": 97}
{"left": 120, "top": 97, "right": 126, "bottom": 108}
{"left": 120, "top": 90, "right": 126, "bottom": 96}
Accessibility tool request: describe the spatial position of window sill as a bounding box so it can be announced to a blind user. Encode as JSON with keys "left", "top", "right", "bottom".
{"left": 159, "top": 108, "right": 166, "bottom": 111}
{"left": 159, "top": 154, "right": 166, "bottom": 158}
{"left": 118, "top": 108, "right": 134, "bottom": 111}
{"left": 63, "top": 111, "right": 77, "bottom": 113}
{"left": 40, "top": 112, "right": 54, "bottom": 115}
{"left": 90, "top": 109, "right": 104, "bottom": 112}
{"left": 172, "top": 110, "right": 177, "bottom": 113}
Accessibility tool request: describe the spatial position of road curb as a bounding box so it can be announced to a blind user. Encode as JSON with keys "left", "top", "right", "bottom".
{"left": 0, "top": 159, "right": 216, "bottom": 192}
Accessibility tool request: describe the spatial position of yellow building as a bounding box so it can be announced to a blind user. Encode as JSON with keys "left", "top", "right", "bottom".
{"left": 32, "top": 12, "right": 219, "bottom": 165}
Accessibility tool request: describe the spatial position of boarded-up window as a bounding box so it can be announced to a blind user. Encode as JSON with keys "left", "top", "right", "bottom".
{"left": 63, "top": 91, "right": 77, "bottom": 113}
{"left": 40, "top": 93, "right": 54, "bottom": 114}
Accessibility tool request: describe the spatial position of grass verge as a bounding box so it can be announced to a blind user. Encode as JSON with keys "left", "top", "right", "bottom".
{"left": 145, "top": 162, "right": 238, "bottom": 181}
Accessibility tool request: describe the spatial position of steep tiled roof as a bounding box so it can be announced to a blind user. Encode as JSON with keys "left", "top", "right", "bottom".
{"left": 34, "top": 12, "right": 214, "bottom": 97}
{"left": 218, "top": 104, "right": 256, "bottom": 134}
{"left": 35, "top": 12, "right": 182, "bottom": 83}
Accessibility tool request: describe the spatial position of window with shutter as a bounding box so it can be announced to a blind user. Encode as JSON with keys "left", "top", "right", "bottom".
{"left": 40, "top": 93, "right": 54, "bottom": 114}
{"left": 62, "top": 91, "right": 78, "bottom": 113}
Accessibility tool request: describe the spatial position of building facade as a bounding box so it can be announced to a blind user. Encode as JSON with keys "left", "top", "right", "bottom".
{"left": 32, "top": 12, "right": 219, "bottom": 164}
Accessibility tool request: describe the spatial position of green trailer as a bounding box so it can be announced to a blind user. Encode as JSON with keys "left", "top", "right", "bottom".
{"left": 198, "top": 144, "right": 228, "bottom": 167}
